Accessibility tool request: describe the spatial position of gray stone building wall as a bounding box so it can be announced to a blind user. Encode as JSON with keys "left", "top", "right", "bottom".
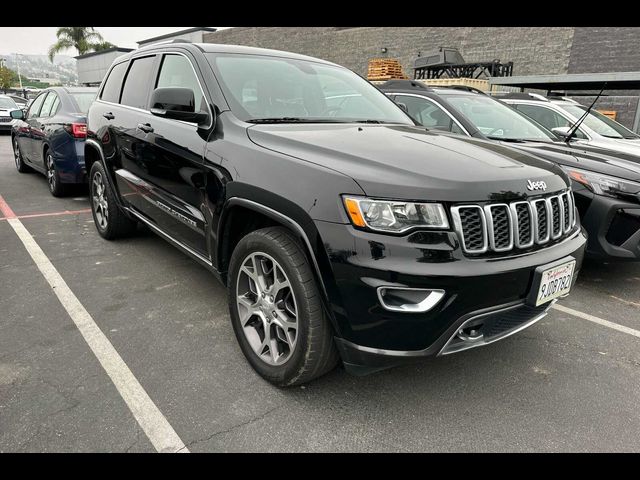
{"left": 203, "top": 27, "right": 640, "bottom": 131}
{"left": 569, "top": 27, "right": 640, "bottom": 74}
{"left": 204, "top": 27, "right": 574, "bottom": 78}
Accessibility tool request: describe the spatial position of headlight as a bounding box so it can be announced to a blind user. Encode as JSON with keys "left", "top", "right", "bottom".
{"left": 343, "top": 196, "right": 449, "bottom": 233}
{"left": 562, "top": 167, "right": 640, "bottom": 199}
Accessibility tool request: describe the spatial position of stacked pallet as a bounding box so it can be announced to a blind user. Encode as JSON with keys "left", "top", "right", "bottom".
{"left": 367, "top": 58, "right": 408, "bottom": 81}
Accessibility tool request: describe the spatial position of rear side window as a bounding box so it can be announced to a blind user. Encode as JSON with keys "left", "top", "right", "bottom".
{"left": 72, "top": 92, "right": 97, "bottom": 113}
{"left": 49, "top": 95, "right": 61, "bottom": 116}
{"left": 121, "top": 56, "right": 156, "bottom": 110}
{"left": 101, "top": 62, "right": 128, "bottom": 103}
{"left": 39, "top": 92, "right": 58, "bottom": 118}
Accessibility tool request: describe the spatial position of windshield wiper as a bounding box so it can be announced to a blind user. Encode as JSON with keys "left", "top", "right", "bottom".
{"left": 487, "top": 136, "right": 527, "bottom": 143}
{"left": 247, "top": 117, "right": 361, "bottom": 124}
{"left": 564, "top": 83, "right": 606, "bottom": 143}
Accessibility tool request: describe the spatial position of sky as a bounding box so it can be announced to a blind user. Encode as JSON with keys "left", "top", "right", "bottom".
{"left": 0, "top": 27, "right": 231, "bottom": 56}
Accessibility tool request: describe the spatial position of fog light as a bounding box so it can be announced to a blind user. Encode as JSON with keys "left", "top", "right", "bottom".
{"left": 377, "top": 287, "right": 445, "bottom": 313}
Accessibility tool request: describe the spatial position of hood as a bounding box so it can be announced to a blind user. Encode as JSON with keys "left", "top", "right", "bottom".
{"left": 508, "top": 140, "right": 640, "bottom": 182}
{"left": 586, "top": 138, "right": 640, "bottom": 158}
{"left": 247, "top": 124, "right": 568, "bottom": 202}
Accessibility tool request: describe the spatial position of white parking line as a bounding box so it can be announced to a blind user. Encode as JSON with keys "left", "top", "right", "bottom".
{"left": 1, "top": 197, "right": 189, "bottom": 453}
{"left": 553, "top": 303, "right": 640, "bottom": 339}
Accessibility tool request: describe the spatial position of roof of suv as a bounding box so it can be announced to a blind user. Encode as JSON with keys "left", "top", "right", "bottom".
{"left": 121, "top": 42, "right": 339, "bottom": 68}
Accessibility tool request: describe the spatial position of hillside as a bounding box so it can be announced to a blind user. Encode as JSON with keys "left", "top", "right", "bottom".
{"left": 0, "top": 54, "right": 78, "bottom": 85}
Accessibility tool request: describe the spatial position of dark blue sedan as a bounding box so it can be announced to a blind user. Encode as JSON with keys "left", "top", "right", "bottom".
{"left": 10, "top": 87, "right": 98, "bottom": 197}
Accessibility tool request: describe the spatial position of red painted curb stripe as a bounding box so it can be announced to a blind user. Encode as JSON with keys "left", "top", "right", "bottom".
{"left": 0, "top": 195, "right": 17, "bottom": 219}
{"left": 0, "top": 206, "right": 91, "bottom": 221}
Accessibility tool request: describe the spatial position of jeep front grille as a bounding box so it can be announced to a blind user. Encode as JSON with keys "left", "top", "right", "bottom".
{"left": 451, "top": 190, "right": 576, "bottom": 255}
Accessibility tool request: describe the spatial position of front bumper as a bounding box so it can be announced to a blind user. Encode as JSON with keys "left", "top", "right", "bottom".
{"left": 315, "top": 221, "right": 587, "bottom": 373}
{"left": 575, "top": 188, "right": 640, "bottom": 261}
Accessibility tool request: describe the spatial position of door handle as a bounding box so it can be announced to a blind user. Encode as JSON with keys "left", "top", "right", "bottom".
{"left": 137, "top": 123, "right": 154, "bottom": 133}
{"left": 103, "top": 112, "right": 115, "bottom": 120}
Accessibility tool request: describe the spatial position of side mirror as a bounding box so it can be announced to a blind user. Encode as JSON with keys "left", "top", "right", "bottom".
{"left": 397, "top": 102, "right": 408, "bottom": 114}
{"left": 150, "top": 87, "right": 209, "bottom": 125}
{"left": 551, "top": 126, "right": 573, "bottom": 139}
{"left": 10, "top": 109, "right": 24, "bottom": 120}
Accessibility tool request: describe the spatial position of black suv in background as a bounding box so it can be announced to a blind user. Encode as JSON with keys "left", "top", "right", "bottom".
{"left": 86, "top": 42, "right": 586, "bottom": 386}
{"left": 380, "top": 80, "right": 640, "bottom": 261}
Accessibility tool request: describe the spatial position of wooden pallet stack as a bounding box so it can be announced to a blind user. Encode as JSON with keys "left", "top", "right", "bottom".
{"left": 367, "top": 58, "right": 408, "bottom": 81}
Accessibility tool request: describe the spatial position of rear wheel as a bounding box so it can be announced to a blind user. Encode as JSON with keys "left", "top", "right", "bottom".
{"left": 90, "top": 161, "right": 137, "bottom": 239}
{"left": 228, "top": 227, "right": 339, "bottom": 386}
{"left": 13, "top": 137, "right": 32, "bottom": 173}
{"left": 46, "top": 151, "right": 69, "bottom": 197}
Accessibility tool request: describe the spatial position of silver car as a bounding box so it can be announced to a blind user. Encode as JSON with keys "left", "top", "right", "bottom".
{"left": 0, "top": 95, "right": 20, "bottom": 132}
{"left": 500, "top": 94, "right": 640, "bottom": 156}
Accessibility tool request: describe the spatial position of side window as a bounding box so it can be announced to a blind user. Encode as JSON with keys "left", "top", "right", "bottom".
{"left": 156, "top": 54, "right": 205, "bottom": 112}
{"left": 26, "top": 92, "right": 47, "bottom": 119}
{"left": 516, "top": 104, "right": 588, "bottom": 139}
{"left": 395, "top": 95, "right": 459, "bottom": 133}
{"left": 39, "top": 92, "right": 58, "bottom": 118}
{"left": 121, "top": 56, "right": 156, "bottom": 110}
{"left": 100, "top": 62, "right": 128, "bottom": 104}
{"left": 50, "top": 95, "right": 61, "bottom": 116}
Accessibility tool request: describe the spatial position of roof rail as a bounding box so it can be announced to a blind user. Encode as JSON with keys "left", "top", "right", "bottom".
{"left": 141, "top": 38, "right": 193, "bottom": 47}
{"left": 436, "top": 85, "right": 487, "bottom": 95}
{"left": 488, "top": 91, "right": 550, "bottom": 102}
{"left": 379, "top": 79, "right": 432, "bottom": 90}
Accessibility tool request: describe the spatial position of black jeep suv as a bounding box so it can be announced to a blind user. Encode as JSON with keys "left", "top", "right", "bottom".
{"left": 86, "top": 42, "right": 587, "bottom": 386}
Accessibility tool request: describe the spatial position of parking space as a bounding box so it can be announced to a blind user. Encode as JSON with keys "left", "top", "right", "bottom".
{"left": 1, "top": 132, "right": 640, "bottom": 452}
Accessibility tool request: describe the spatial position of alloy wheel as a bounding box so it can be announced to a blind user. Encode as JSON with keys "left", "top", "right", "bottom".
{"left": 92, "top": 171, "right": 109, "bottom": 230}
{"left": 46, "top": 154, "right": 56, "bottom": 191}
{"left": 13, "top": 138, "right": 21, "bottom": 169}
{"left": 236, "top": 252, "right": 298, "bottom": 366}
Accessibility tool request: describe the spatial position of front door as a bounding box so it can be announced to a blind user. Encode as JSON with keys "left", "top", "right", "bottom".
{"left": 112, "top": 53, "right": 209, "bottom": 257}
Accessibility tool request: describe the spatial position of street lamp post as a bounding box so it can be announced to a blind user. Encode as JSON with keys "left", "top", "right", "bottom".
{"left": 14, "top": 53, "right": 23, "bottom": 90}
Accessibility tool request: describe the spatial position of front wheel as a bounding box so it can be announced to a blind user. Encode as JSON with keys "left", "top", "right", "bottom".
{"left": 89, "top": 161, "right": 137, "bottom": 240}
{"left": 228, "top": 227, "right": 339, "bottom": 387}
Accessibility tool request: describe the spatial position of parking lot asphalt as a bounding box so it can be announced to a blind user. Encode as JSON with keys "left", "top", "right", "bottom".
{"left": 1, "top": 132, "right": 640, "bottom": 452}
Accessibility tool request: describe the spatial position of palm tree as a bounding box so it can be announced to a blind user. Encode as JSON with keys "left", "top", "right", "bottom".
{"left": 91, "top": 41, "right": 117, "bottom": 52}
{"left": 48, "top": 27, "right": 105, "bottom": 62}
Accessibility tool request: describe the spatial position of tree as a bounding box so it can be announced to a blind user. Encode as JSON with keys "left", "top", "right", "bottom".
{"left": 0, "top": 66, "right": 18, "bottom": 92}
{"left": 48, "top": 27, "right": 105, "bottom": 62}
{"left": 91, "top": 41, "right": 117, "bottom": 52}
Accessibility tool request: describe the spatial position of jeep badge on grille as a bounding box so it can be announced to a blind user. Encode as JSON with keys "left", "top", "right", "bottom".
{"left": 527, "top": 180, "right": 547, "bottom": 191}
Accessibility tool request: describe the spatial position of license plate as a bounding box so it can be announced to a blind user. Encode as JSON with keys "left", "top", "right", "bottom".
{"left": 535, "top": 260, "right": 576, "bottom": 306}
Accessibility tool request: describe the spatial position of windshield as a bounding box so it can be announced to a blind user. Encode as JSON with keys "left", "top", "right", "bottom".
{"left": 207, "top": 53, "right": 414, "bottom": 124}
{"left": 71, "top": 92, "right": 97, "bottom": 113}
{"left": 0, "top": 97, "right": 18, "bottom": 110}
{"left": 562, "top": 104, "right": 639, "bottom": 139}
{"left": 440, "top": 93, "right": 555, "bottom": 141}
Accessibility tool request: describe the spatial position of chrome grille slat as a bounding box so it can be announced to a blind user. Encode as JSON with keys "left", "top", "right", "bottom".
{"left": 452, "top": 190, "right": 575, "bottom": 255}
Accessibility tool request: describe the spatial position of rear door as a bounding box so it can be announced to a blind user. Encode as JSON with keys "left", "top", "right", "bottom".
{"left": 31, "top": 91, "right": 59, "bottom": 164}
{"left": 21, "top": 92, "right": 47, "bottom": 165}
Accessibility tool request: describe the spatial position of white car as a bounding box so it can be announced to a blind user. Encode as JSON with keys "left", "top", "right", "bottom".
{"left": 0, "top": 95, "right": 20, "bottom": 132}
{"left": 500, "top": 94, "right": 640, "bottom": 156}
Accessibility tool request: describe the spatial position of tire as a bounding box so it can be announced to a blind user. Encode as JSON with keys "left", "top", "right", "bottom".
{"left": 13, "top": 137, "right": 32, "bottom": 173}
{"left": 45, "top": 151, "right": 69, "bottom": 197}
{"left": 228, "top": 227, "right": 339, "bottom": 386}
{"left": 89, "top": 161, "right": 137, "bottom": 240}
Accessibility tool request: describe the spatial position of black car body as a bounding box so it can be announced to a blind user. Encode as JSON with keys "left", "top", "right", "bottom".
{"left": 10, "top": 86, "right": 98, "bottom": 196}
{"left": 84, "top": 43, "right": 586, "bottom": 385}
{"left": 380, "top": 80, "right": 640, "bottom": 261}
